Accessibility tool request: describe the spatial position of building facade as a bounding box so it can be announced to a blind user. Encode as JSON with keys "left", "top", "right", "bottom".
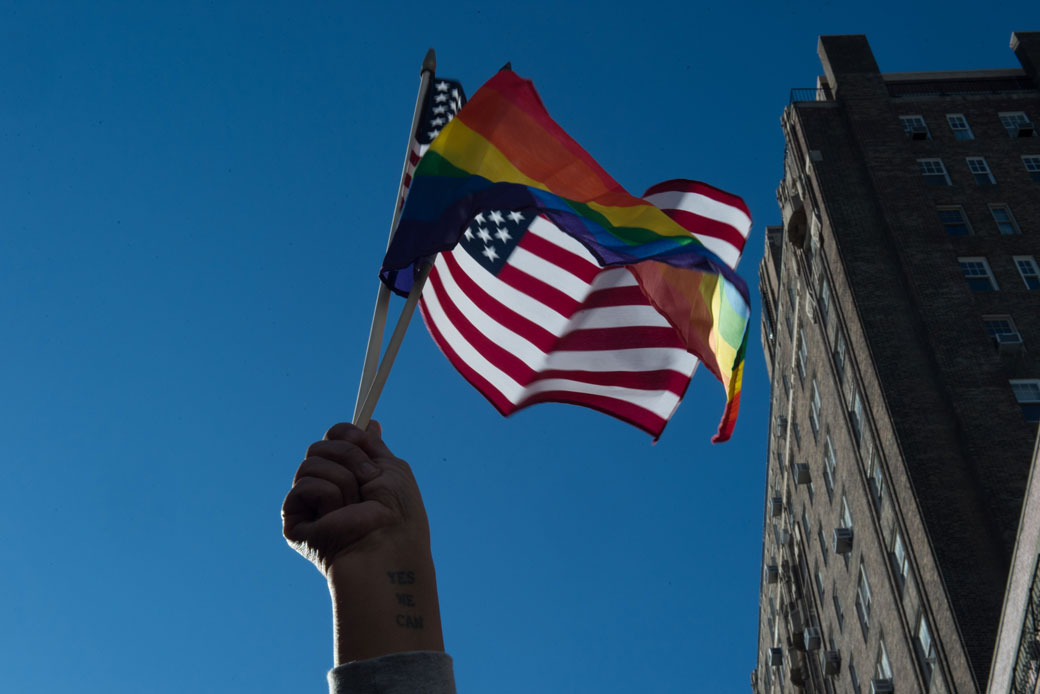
{"left": 752, "top": 33, "right": 1040, "bottom": 694}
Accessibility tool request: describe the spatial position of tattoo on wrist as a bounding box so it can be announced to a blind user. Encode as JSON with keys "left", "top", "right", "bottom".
{"left": 388, "top": 570, "right": 423, "bottom": 629}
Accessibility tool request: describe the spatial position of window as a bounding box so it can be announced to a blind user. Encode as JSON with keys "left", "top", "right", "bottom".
{"left": 797, "top": 328, "right": 808, "bottom": 381}
{"left": 901, "top": 115, "right": 930, "bottom": 139}
{"left": 815, "top": 563, "right": 826, "bottom": 601}
{"left": 849, "top": 657, "right": 861, "bottom": 694}
{"left": 891, "top": 530, "right": 909, "bottom": 591}
{"left": 959, "top": 257, "right": 998, "bottom": 291}
{"left": 937, "top": 206, "right": 972, "bottom": 236}
{"left": 834, "top": 331, "right": 847, "bottom": 379}
{"left": 876, "top": 639, "right": 893, "bottom": 680}
{"left": 842, "top": 495, "right": 854, "bottom": 531}
{"left": 819, "top": 522, "right": 830, "bottom": 564}
{"left": 802, "top": 506, "right": 811, "bottom": 539}
{"left": 990, "top": 204, "right": 1020, "bottom": 235}
{"left": 823, "top": 436, "right": 837, "bottom": 499}
{"left": 855, "top": 564, "right": 872, "bottom": 637}
{"left": 810, "top": 380, "right": 822, "bottom": 435}
{"left": 1023, "top": 155, "right": 1040, "bottom": 181}
{"left": 850, "top": 386, "right": 865, "bottom": 442}
{"left": 916, "top": 613, "right": 937, "bottom": 683}
{"left": 833, "top": 582, "right": 845, "bottom": 632}
{"left": 1011, "top": 379, "right": 1040, "bottom": 422}
{"left": 918, "top": 158, "right": 951, "bottom": 186}
{"left": 947, "top": 113, "right": 974, "bottom": 139}
{"left": 782, "top": 371, "right": 791, "bottom": 396}
{"left": 868, "top": 442, "right": 884, "bottom": 508}
{"left": 1014, "top": 256, "right": 1040, "bottom": 290}
{"left": 967, "top": 157, "right": 995, "bottom": 184}
{"left": 1000, "top": 111, "right": 1036, "bottom": 138}
{"left": 793, "top": 418, "right": 802, "bottom": 448}
{"left": 984, "top": 315, "right": 1021, "bottom": 344}
{"left": 819, "top": 275, "right": 832, "bottom": 323}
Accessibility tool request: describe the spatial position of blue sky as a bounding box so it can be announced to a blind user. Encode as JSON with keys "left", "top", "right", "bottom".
{"left": 1, "top": 2, "right": 1035, "bottom": 692}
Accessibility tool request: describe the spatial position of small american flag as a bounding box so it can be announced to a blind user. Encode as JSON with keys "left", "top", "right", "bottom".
{"left": 399, "top": 78, "right": 465, "bottom": 210}
{"left": 419, "top": 207, "right": 702, "bottom": 437}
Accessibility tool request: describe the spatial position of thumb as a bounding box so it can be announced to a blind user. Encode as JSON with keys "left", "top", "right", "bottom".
{"left": 361, "top": 420, "right": 396, "bottom": 460}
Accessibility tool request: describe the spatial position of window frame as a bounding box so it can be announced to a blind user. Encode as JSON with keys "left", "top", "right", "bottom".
{"left": 999, "top": 111, "right": 1036, "bottom": 138}
{"left": 797, "top": 327, "right": 808, "bottom": 382}
{"left": 966, "top": 156, "right": 996, "bottom": 185}
{"left": 855, "top": 564, "right": 872, "bottom": 638}
{"left": 900, "top": 114, "right": 930, "bottom": 139}
{"left": 937, "top": 205, "right": 972, "bottom": 236}
{"left": 915, "top": 612, "right": 937, "bottom": 684}
{"left": 867, "top": 442, "right": 884, "bottom": 509}
{"left": 1011, "top": 379, "right": 1040, "bottom": 423}
{"left": 918, "top": 158, "right": 951, "bottom": 186}
{"left": 822, "top": 435, "right": 837, "bottom": 500}
{"left": 876, "top": 638, "right": 893, "bottom": 680}
{"left": 983, "top": 314, "right": 1021, "bottom": 343}
{"left": 1014, "top": 256, "right": 1040, "bottom": 290}
{"left": 891, "top": 529, "right": 909, "bottom": 592}
{"left": 958, "top": 256, "right": 998, "bottom": 291}
{"left": 946, "top": 113, "right": 974, "bottom": 139}
{"left": 810, "top": 379, "right": 822, "bottom": 435}
{"left": 1022, "top": 155, "right": 1040, "bottom": 181}
{"left": 989, "top": 204, "right": 1020, "bottom": 235}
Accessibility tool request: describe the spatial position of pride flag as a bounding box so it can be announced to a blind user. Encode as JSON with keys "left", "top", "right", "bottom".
{"left": 382, "top": 68, "right": 751, "bottom": 441}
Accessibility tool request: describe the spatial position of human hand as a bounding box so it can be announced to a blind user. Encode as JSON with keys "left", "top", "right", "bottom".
{"left": 282, "top": 420, "right": 431, "bottom": 577}
{"left": 282, "top": 421, "right": 444, "bottom": 663}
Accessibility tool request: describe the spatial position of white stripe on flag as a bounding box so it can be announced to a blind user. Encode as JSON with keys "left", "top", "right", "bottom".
{"left": 643, "top": 190, "right": 752, "bottom": 236}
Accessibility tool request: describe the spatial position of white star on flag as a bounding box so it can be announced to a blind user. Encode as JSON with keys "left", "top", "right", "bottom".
{"left": 481, "top": 245, "right": 499, "bottom": 262}
{"left": 488, "top": 210, "right": 504, "bottom": 225}
{"left": 507, "top": 211, "right": 524, "bottom": 224}
{"left": 494, "top": 227, "right": 512, "bottom": 243}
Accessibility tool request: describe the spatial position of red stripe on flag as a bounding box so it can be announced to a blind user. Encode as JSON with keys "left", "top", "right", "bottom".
{"left": 553, "top": 326, "right": 683, "bottom": 352}
{"left": 517, "top": 232, "right": 601, "bottom": 284}
{"left": 580, "top": 285, "right": 649, "bottom": 310}
{"left": 419, "top": 297, "right": 516, "bottom": 415}
{"left": 642, "top": 179, "right": 752, "bottom": 218}
{"left": 661, "top": 209, "right": 747, "bottom": 250}
{"left": 426, "top": 268, "right": 537, "bottom": 386}
{"left": 498, "top": 264, "right": 581, "bottom": 318}
{"left": 439, "top": 251, "right": 557, "bottom": 352}
{"left": 531, "top": 368, "right": 691, "bottom": 395}
{"left": 517, "top": 390, "right": 667, "bottom": 438}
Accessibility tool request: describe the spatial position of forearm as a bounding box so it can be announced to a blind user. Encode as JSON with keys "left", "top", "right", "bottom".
{"left": 328, "top": 548, "right": 444, "bottom": 665}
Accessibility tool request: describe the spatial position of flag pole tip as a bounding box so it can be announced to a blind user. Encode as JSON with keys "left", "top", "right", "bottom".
{"left": 422, "top": 49, "right": 436, "bottom": 74}
{"left": 499, "top": 61, "right": 512, "bottom": 72}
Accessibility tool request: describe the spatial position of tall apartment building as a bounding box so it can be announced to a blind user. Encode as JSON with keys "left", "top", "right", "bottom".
{"left": 751, "top": 33, "right": 1040, "bottom": 694}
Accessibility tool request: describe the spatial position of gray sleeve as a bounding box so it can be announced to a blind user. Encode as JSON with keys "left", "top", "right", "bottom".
{"left": 327, "top": 651, "right": 456, "bottom": 694}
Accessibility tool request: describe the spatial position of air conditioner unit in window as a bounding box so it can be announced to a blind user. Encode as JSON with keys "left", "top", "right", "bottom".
{"left": 780, "top": 529, "right": 793, "bottom": 547}
{"left": 1017, "top": 123, "right": 1036, "bottom": 137}
{"left": 770, "top": 496, "right": 784, "bottom": 518}
{"left": 789, "top": 606, "right": 807, "bottom": 633}
{"left": 871, "top": 678, "right": 894, "bottom": 694}
{"left": 769, "top": 647, "right": 783, "bottom": 667}
{"left": 833, "top": 527, "right": 854, "bottom": 554}
{"left": 766, "top": 564, "right": 780, "bottom": 584}
{"left": 804, "top": 626, "right": 822, "bottom": 651}
{"left": 823, "top": 650, "right": 842, "bottom": 676}
{"left": 996, "top": 332, "right": 1024, "bottom": 353}
{"left": 794, "top": 463, "right": 812, "bottom": 485}
{"left": 908, "top": 125, "right": 929, "bottom": 140}
{"left": 775, "top": 414, "right": 788, "bottom": 436}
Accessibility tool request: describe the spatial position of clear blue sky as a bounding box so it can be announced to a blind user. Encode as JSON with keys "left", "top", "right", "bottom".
{"left": 0, "top": 2, "right": 1033, "bottom": 692}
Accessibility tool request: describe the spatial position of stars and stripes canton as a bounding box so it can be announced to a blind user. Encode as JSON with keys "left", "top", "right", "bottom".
{"left": 399, "top": 78, "right": 465, "bottom": 211}
{"left": 419, "top": 208, "right": 699, "bottom": 438}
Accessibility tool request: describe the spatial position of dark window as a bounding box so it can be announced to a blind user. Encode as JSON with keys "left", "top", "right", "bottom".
{"left": 937, "top": 206, "right": 971, "bottom": 236}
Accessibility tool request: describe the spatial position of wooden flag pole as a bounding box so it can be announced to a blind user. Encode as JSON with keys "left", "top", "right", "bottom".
{"left": 352, "top": 48, "right": 437, "bottom": 423}
{"left": 354, "top": 262, "right": 434, "bottom": 429}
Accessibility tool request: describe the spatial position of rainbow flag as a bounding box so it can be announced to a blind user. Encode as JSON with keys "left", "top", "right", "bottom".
{"left": 382, "top": 68, "right": 751, "bottom": 442}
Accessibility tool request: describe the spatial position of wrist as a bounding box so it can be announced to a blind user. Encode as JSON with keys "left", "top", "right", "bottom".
{"left": 328, "top": 545, "right": 444, "bottom": 664}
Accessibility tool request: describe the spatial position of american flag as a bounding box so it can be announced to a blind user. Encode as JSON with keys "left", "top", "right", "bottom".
{"left": 399, "top": 78, "right": 465, "bottom": 210}
{"left": 643, "top": 180, "right": 752, "bottom": 270}
{"left": 419, "top": 205, "right": 707, "bottom": 437}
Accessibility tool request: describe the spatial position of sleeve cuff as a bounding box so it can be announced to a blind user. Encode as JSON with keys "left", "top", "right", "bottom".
{"left": 327, "top": 651, "right": 455, "bottom": 694}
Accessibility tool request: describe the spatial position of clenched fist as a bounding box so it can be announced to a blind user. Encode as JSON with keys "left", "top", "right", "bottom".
{"left": 282, "top": 421, "right": 444, "bottom": 664}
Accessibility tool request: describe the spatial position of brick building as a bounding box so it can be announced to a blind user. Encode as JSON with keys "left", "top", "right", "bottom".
{"left": 751, "top": 33, "right": 1040, "bottom": 694}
